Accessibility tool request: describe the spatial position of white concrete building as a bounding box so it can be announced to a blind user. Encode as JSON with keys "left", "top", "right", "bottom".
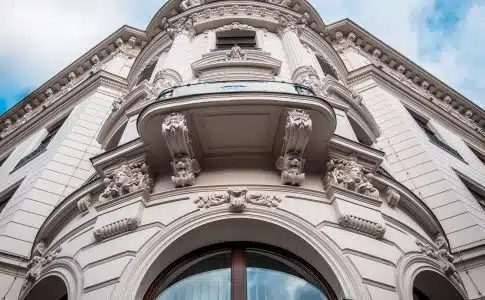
{"left": 0, "top": 0, "right": 484, "bottom": 299}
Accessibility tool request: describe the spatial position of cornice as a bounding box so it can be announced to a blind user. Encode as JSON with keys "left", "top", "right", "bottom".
{"left": 349, "top": 65, "right": 485, "bottom": 145}
{"left": 0, "top": 71, "right": 128, "bottom": 153}
{"left": 0, "top": 27, "right": 146, "bottom": 137}
{"left": 325, "top": 19, "right": 485, "bottom": 136}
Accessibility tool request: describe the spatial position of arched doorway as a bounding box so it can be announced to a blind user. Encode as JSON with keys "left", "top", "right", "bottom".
{"left": 413, "top": 270, "right": 465, "bottom": 300}
{"left": 24, "top": 275, "right": 68, "bottom": 300}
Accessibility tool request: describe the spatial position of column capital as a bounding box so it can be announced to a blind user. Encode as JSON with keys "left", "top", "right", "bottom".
{"left": 167, "top": 17, "right": 196, "bottom": 39}
{"left": 276, "top": 14, "right": 304, "bottom": 37}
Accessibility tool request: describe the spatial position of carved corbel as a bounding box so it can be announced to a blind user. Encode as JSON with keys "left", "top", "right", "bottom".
{"left": 77, "top": 193, "right": 94, "bottom": 212}
{"left": 276, "top": 109, "right": 312, "bottom": 186}
{"left": 323, "top": 155, "right": 380, "bottom": 199}
{"left": 385, "top": 186, "right": 400, "bottom": 208}
{"left": 162, "top": 113, "right": 201, "bottom": 187}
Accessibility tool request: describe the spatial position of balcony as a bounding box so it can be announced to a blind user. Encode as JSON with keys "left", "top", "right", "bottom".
{"left": 136, "top": 80, "right": 337, "bottom": 174}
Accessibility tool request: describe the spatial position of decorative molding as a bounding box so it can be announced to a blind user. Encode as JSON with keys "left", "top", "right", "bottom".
{"left": 22, "top": 241, "right": 62, "bottom": 291}
{"left": 416, "top": 235, "right": 462, "bottom": 285}
{"left": 328, "top": 30, "right": 485, "bottom": 137}
{"left": 323, "top": 155, "right": 379, "bottom": 199}
{"left": 162, "top": 113, "right": 201, "bottom": 187}
{"left": 93, "top": 217, "right": 140, "bottom": 242}
{"left": 276, "top": 109, "right": 312, "bottom": 186}
{"left": 166, "top": 17, "right": 196, "bottom": 39}
{"left": 99, "top": 161, "right": 153, "bottom": 202}
{"left": 292, "top": 66, "right": 326, "bottom": 96}
{"left": 338, "top": 214, "right": 386, "bottom": 239}
{"left": 384, "top": 186, "right": 400, "bottom": 208}
{"left": 77, "top": 193, "right": 94, "bottom": 212}
{"left": 276, "top": 14, "right": 304, "bottom": 37}
{"left": 180, "top": 0, "right": 204, "bottom": 11}
{"left": 195, "top": 188, "right": 282, "bottom": 212}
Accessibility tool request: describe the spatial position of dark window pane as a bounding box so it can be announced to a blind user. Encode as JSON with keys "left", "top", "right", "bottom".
{"left": 216, "top": 30, "right": 256, "bottom": 50}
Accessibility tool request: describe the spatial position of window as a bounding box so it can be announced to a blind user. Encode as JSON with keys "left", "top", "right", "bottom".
{"left": 137, "top": 60, "right": 157, "bottom": 85}
{"left": 12, "top": 116, "right": 67, "bottom": 172}
{"left": 460, "top": 177, "right": 485, "bottom": 211}
{"left": 316, "top": 56, "right": 338, "bottom": 80}
{"left": 145, "top": 244, "right": 336, "bottom": 300}
{"left": 216, "top": 30, "right": 257, "bottom": 50}
{"left": 408, "top": 110, "right": 464, "bottom": 160}
{"left": 0, "top": 182, "right": 21, "bottom": 213}
{"left": 469, "top": 146, "right": 485, "bottom": 165}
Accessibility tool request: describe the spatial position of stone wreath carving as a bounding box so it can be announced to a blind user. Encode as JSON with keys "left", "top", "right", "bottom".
{"left": 195, "top": 188, "right": 282, "bottom": 212}
{"left": 338, "top": 214, "right": 386, "bottom": 239}
{"left": 99, "top": 161, "right": 154, "bottom": 202}
{"left": 93, "top": 217, "right": 140, "bottom": 242}
{"left": 162, "top": 113, "right": 201, "bottom": 187}
{"left": 416, "top": 235, "right": 462, "bottom": 284}
{"left": 323, "top": 156, "right": 379, "bottom": 199}
{"left": 22, "top": 241, "right": 62, "bottom": 291}
{"left": 276, "top": 109, "right": 312, "bottom": 186}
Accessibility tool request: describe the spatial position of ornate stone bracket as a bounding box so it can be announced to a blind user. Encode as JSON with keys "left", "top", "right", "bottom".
{"left": 162, "top": 113, "right": 201, "bottom": 187}
{"left": 166, "top": 17, "right": 196, "bottom": 39}
{"left": 93, "top": 217, "right": 140, "bottom": 242}
{"left": 195, "top": 188, "right": 282, "bottom": 212}
{"left": 323, "top": 155, "right": 379, "bottom": 199}
{"left": 276, "top": 109, "right": 312, "bottom": 186}
{"left": 22, "top": 241, "right": 62, "bottom": 291}
{"left": 339, "top": 214, "right": 386, "bottom": 239}
{"left": 416, "top": 235, "right": 462, "bottom": 285}
{"left": 99, "top": 161, "right": 154, "bottom": 202}
{"left": 385, "top": 186, "right": 400, "bottom": 208}
{"left": 77, "top": 193, "right": 94, "bottom": 212}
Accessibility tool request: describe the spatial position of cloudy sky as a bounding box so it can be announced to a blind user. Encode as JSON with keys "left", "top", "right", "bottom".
{"left": 0, "top": 0, "right": 484, "bottom": 114}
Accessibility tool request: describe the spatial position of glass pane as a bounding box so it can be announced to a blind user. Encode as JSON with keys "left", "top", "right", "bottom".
{"left": 246, "top": 251, "right": 328, "bottom": 300}
{"left": 155, "top": 251, "right": 231, "bottom": 300}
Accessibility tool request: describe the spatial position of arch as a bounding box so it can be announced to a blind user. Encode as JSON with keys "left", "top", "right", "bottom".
{"left": 20, "top": 259, "right": 84, "bottom": 300}
{"left": 23, "top": 276, "right": 67, "bottom": 300}
{"left": 111, "top": 207, "right": 370, "bottom": 300}
{"left": 396, "top": 254, "right": 467, "bottom": 300}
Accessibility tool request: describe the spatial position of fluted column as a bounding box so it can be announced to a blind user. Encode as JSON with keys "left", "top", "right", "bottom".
{"left": 277, "top": 15, "right": 313, "bottom": 74}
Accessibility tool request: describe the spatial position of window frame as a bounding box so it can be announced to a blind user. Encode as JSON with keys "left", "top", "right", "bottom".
{"left": 0, "top": 180, "right": 22, "bottom": 214}
{"left": 215, "top": 29, "right": 258, "bottom": 51}
{"left": 457, "top": 173, "right": 485, "bottom": 211}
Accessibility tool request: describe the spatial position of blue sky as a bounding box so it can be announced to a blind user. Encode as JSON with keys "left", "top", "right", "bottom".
{"left": 0, "top": 0, "right": 484, "bottom": 115}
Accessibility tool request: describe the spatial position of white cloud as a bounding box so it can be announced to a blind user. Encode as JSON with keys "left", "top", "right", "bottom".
{"left": 0, "top": 0, "right": 484, "bottom": 108}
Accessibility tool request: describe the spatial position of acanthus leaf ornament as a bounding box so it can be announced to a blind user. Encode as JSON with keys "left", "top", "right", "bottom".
{"left": 166, "top": 17, "right": 196, "bottom": 39}
{"left": 162, "top": 113, "right": 201, "bottom": 187}
{"left": 416, "top": 234, "right": 462, "bottom": 284}
{"left": 323, "top": 155, "right": 380, "bottom": 199}
{"left": 99, "top": 161, "right": 153, "bottom": 202}
{"left": 195, "top": 188, "right": 282, "bottom": 212}
{"left": 276, "top": 109, "right": 312, "bottom": 186}
{"left": 22, "top": 241, "right": 62, "bottom": 291}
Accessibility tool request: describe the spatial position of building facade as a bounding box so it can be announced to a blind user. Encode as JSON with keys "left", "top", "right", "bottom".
{"left": 0, "top": 0, "right": 484, "bottom": 299}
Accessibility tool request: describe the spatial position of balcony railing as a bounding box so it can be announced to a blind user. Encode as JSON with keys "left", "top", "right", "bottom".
{"left": 157, "top": 81, "right": 316, "bottom": 101}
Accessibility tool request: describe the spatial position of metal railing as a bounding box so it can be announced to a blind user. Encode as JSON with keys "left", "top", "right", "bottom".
{"left": 156, "top": 81, "right": 317, "bottom": 102}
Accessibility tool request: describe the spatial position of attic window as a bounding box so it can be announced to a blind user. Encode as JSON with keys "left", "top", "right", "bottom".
{"left": 216, "top": 30, "right": 256, "bottom": 50}
{"left": 317, "top": 56, "right": 338, "bottom": 80}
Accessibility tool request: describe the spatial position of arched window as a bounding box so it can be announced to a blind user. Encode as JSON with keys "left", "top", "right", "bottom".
{"left": 145, "top": 244, "right": 336, "bottom": 300}
{"left": 316, "top": 56, "right": 338, "bottom": 80}
{"left": 24, "top": 276, "right": 68, "bottom": 300}
{"left": 412, "top": 270, "right": 465, "bottom": 300}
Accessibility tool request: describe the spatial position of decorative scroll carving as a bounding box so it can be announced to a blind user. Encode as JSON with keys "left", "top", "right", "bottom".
{"left": 180, "top": 0, "right": 204, "bottom": 11}
{"left": 226, "top": 44, "right": 246, "bottom": 60}
{"left": 416, "top": 235, "right": 462, "bottom": 284}
{"left": 293, "top": 66, "right": 326, "bottom": 96}
{"left": 323, "top": 156, "right": 380, "bottom": 199}
{"left": 195, "top": 188, "right": 282, "bottom": 212}
{"left": 339, "top": 214, "right": 386, "bottom": 238}
{"left": 162, "top": 113, "right": 201, "bottom": 187}
{"left": 385, "top": 186, "right": 400, "bottom": 208}
{"left": 167, "top": 17, "right": 196, "bottom": 39}
{"left": 99, "top": 161, "right": 153, "bottom": 202}
{"left": 93, "top": 217, "right": 140, "bottom": 242}
{"left": 23, "top": 242, "right": 62, "bottom": 291}
{"left": 77, "top": 194, "right": 94, "bottom": 212}
{"left": 276, "top": 109, "right": 312, "bottom": 186}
